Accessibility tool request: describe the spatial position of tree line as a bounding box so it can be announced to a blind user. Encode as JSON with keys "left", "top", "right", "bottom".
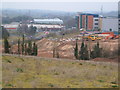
{"left": 1, "top": 26, "right": 10, "bottom": 39}
{"left": 17, "top": 24, "right": 37, "bottom": 36}
{"left": 74, "top": 40, "right": 103, "bottom": 60}
{"left": 2, "top": 24, "right": 38, "bottom": 56}
{"left": 17, "top": 35, "right": 38, "bottom": 56}
{"left": 3, "top": 35, "right": 38, "bottom": 56}
{"left": 2, "top": 16, "right": 33, "bottom": 24}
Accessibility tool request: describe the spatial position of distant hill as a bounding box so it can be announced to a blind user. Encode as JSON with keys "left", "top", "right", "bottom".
{"left": 2, "top": 9, "right": 76, "bottom": 18}
{"left": 103, "top": 11, "right": 118, "bottom": 17}
{"left": 2, "top": 9, "right": 118, "bottom": 18}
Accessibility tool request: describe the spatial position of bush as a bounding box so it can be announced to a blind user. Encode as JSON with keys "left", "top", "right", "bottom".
{"left": 79, "top": 63, "right": 83, "bottom": 65}
{"left": 48, "top": 83, "right": 54, "bottom": 87}
{"left": 5, "top": 83, "right": 13, "bottom": 87}
{"left": 54, "top": 72, "right": 59, "bottom": 75}
{"left": 16, "top": 68, "right": 23, "bottom": 72}
{"left": 6, "top": 59, "right": 11, "bottom": 63}
{"left": 98, "top": 80, "right": 105, "bottom": 82}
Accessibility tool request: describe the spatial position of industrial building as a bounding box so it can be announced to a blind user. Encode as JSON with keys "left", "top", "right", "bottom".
{"left": 101, "top": 17, "right": 118, "bottom": 32}
{"left": 2, "top": 18, "right": 64, "bottom": 31}
{"left": 33, "top": 18, "right": 63, "bottom": 25}
{"left": 2, "top": 23, "right": 65, "bottom": 32}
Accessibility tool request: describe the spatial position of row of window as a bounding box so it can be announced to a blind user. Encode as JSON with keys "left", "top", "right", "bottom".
{"left": 94, "top": 19, "right": 99, "bottom": 21}
{"left": 119, "top": 14, "right": 120, "bottom": 18}
{"left": 94, "top": 27, "right": 98, "bottom": 29}
{"left": 118, "top": 16, "right": 120, "bottom": 30}
{"left": 94, "top": 23, "right": 98, "bottom": 25}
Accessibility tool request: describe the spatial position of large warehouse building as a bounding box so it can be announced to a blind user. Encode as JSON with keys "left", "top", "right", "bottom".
{"left": 2, "top": 24, "right": 65, "bottom": 32}
{"left": 101, "top": 17, "right": 118, "bottom": 32}
{"left": 33, "top": 18, "right": 63, "bottom": 25}
{"left": 2, "top": 18, "right": 64, "bottom": 31}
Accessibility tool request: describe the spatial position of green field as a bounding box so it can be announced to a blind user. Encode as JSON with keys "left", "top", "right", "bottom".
{"left": 2, "top": 55, "right": 118, "bottom": 88}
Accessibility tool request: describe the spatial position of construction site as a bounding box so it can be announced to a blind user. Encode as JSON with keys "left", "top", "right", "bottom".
{"left": 6, "top": 30, "right": 118, "bottom": 63}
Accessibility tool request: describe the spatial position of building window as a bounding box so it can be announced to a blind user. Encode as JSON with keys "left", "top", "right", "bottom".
{"left": 95, "top": 19, "right": 98, "bottom": 21}
{"left": 94, "top": 27, "right": 98, "bottom": 29}
{"left": 119, "top": 15, "right": 120, "bottom": 18}
{"left": 95, "top": 23, "right": 98, "bottom": 25}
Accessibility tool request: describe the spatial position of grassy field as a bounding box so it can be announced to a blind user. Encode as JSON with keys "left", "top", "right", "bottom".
{"left": 2, "top": 55, "right": 118, "bottom": 88}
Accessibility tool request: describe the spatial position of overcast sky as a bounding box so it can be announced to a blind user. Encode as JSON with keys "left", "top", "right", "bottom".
{"left": 2, "top": 0, "right": 120, "bottom": 2}
{"left": 2, "top": 0, "right": 119, "bottom": 12}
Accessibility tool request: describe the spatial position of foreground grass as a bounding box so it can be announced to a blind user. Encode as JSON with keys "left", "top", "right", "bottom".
{"left": 2, "top": 55, "right": 118, "bottom": 88}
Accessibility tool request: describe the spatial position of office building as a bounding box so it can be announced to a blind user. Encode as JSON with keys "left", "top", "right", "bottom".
{"left": 76, "top": 13, "right": 99, "bottom": 31}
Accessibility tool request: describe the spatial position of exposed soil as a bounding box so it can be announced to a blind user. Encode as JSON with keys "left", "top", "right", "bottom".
{"left": 36, "top": 38, "right": 118, "bottom": 61}
{"left": 2, "top": 38, "right": 119, "bottom": 63}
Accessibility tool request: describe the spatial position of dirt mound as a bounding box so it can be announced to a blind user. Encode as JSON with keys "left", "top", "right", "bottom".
{"left": 8, "top": 38, "right": 119, "bottom": 61}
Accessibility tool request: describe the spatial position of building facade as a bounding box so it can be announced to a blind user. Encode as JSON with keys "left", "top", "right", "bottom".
{"left": 76, "top": 13, "right": 118, "bottom": 32}
{"left": 76, "top": 13, "right": 99, "bottom": 31}
{"left": 101, "top": 17, "right": 118, "bottom": 32}
{"left": 118, "top": 1, "right": 120, "bottom": 31}
{"left": 93, "top": 17, "right": 99, "bottom": 30}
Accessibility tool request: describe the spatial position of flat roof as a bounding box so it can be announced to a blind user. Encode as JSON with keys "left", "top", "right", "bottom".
{"left": 33, "top": 18, "right": 63, "bottom": 24}
{"left": 79, "top": 13, "right": 99, "bottom": 17}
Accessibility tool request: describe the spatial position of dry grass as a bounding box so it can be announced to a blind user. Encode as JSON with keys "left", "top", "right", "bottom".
{"left": 2, "top": 55, "right": 118, "bottom": 88}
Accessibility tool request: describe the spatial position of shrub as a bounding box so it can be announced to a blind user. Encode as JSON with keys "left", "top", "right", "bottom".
{"left": 98, "top": 80, "right": 105, "bottom": 82}
{"left": 16, "top": 68, "right": 23, "bottom": 72}
{"left": 5, "top": 83, "right": 13, "bottom": 87}
{"left": 20, "top": 58, "right": 24, "bottom": 61}
{"left": 54, "top": 72, "right": 59, "bottom": 75}
{"left": 79, "top": 63, "right": 83, "bottom": 65}
{"left": 6, "top": 59, "right": 11, "bottom": 63}
{"left": 111, "top": 85, "right": 118, "bottom": 88}
{"left": 48, "top": 83, "right": 54, "bottom": 87}
{"left": 72, "top": 63, "right": 75, "bottom": 64}
{"left": 111, "top": 81, "right": 117, "bottom": 84}
{"left": 92, "top": 64, "right": 96, "bottom": 66}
